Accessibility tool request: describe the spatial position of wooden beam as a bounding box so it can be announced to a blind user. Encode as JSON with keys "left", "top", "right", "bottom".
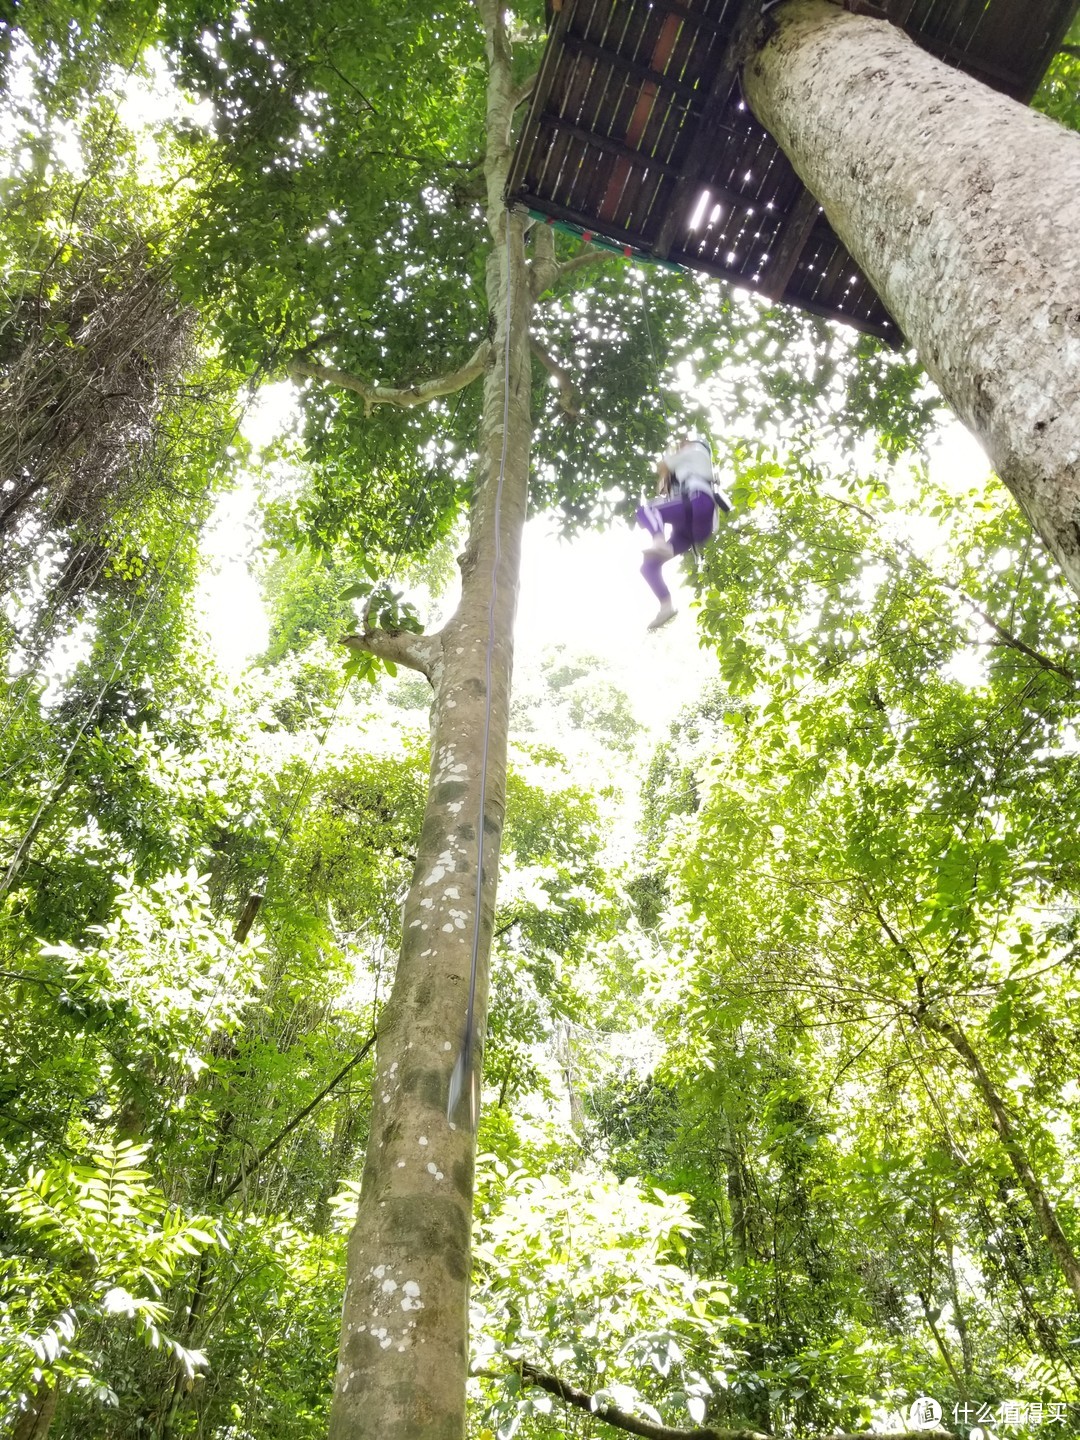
{"left": 643, "top": 0, "right": 730, "bottom": 34}
{"left": 512, "top": 193, "right": 649, "bottom": 251}
{"left": 562, "top": 33, "right": 705, "bottom": 106}
{"left": 513, "top": 197, "right": 899, "bottom": 342}
{"left": 540, "top": 114, "right": 681, "bottom": 178}
{"left": 507, "top": 0, "right": 579, "bottom": 198}
{"left": 759, "top": 187, "right": 821, "bottom": 301}
{"left": 597, "top": 7, "right": 684, "bottom": 222}
{"left": 839, "top": 0, "right": 889, "bottom": 17}
{"left": 650, "top": 0, "right": 759, "bottom": 259}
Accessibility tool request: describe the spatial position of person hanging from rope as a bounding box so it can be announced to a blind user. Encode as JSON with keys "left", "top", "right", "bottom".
{"left": 636, "top": 433, "right": 732, "bottom": 630}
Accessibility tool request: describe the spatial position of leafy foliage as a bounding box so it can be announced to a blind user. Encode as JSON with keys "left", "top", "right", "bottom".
{"left": 1, "top": 1141, "right": 217, "bottom": 1427}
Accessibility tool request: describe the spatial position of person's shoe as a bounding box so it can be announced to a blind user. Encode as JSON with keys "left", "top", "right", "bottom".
{"left": 643, "top": 537, "right": 674, "bottom": 560}
{"left": 647, "top": 599, "right": 677, "bottom": 630}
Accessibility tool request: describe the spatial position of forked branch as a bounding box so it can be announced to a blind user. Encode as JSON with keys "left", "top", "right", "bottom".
{"left": 512, "top": 71, "right": 537, "bottom": 109}
{"left": 530, "top": 222, "right": 617, "bottom": 300}
{"left": 344, "top": 627, "right": 442, "bottom": 681}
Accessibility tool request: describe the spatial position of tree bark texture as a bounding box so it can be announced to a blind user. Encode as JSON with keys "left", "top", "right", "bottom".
{"left": 326, "top": 6, "right": 532, "bottom": 1436}
{"left": 11, "top": 1384, "right": 57, "bottom": 1440}
{"left": 744, "top": 0, "right": 1080, "bottom": 597}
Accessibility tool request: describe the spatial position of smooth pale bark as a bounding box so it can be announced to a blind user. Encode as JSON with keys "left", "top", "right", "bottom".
{"left": 326, "top": 4, "right": 532, "bottom": 1437}
{"left": 743, "top": 0, "right": 1080, "bottom": 597}
{"left": 916, "top": 1008, "right": 1080, "bottom": 1305}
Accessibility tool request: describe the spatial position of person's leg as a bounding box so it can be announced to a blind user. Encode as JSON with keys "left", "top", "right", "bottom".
{"left": 689, "top": 491, "right": 717, "bottom": 547}
{"left": 636, "top": 496, "right": 681, "bottom": 554}
{"left": 640, "top": 550, "right": 670, "bottom": 602}
{"left": 642, "top": 494, "right": 715, "bottom": 630}
{"left": 668, "top": 492, "right": 715, "bottom": 556}
{"left": 635, "top": 497, "right": 666, "bottom": 541}
{"left": 636, "top": 497, "right": 682, "bottom": 627}
{"left": 637, "top": 496, "right": 682, "bottom": 602}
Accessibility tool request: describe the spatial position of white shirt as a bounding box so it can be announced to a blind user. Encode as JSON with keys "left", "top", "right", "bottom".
{"left": 663, "top": 440, "right": 714, "bottom": 496}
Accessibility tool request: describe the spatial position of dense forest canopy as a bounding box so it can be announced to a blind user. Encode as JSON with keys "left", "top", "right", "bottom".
{"left": 3, "top": 2, "right": 1080, "bottom": 1438}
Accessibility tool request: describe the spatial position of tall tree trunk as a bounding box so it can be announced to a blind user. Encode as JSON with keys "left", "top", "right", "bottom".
{"left": 11, "top": 1384, "right": 57, "bottom": 1440}
{"left": 743, "top": 0, "right": 1080, "bottom": 597}
{"left": 945, "top": 1236, "right": 975, "bottom": 1385}
{"left": 556, "top": 1019, "right": 587, "bottom": 1133}
{"left": 725, "top": 1145, "right": 750, "bottom": 1272}
{"left": 327, "top": 6, "right": 532, "bottom": 1436}
{"left": 916, "top": 1008, "right": 1080, "bottom": 1305}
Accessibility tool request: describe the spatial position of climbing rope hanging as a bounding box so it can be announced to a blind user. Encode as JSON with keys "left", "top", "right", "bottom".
{"left": 443, "top": 218, "right": 723, "bottom": 1121}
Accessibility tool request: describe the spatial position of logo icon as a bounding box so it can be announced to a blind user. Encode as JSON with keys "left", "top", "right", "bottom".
{"left": 908, "top": 1396, "right": 943, "bottom": 1430}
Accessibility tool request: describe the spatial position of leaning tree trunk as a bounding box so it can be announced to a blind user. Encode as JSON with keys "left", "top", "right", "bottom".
{"left": 326, "top": 7, "right": 532, "bottom": 1438}
{"left": 743, "top": 0, "right": 1080, "bottom": 597}
{"left": 916, "top": 1007, "right": 1080, "bottom": 1305}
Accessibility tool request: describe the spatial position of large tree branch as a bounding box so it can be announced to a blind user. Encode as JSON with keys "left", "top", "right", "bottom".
{"left": 344, "top": 627, "right": 442, "bottom": 682}
{"left": 474, "top": 1363, "right": 945, "bottom": 1440}
{"left": 552, "top": 242, "right": 620, "bottom": 286}
{"left": 529, "top": 224, "right": 619, "bottom": 300}
{"left": 288, "top": 341, "right": 493, "bottom": 417}
{"left": 530, "top": 336, "right": 583, "bottom": 417}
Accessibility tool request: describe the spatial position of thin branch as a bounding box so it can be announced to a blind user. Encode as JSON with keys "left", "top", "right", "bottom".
{"left": 218, "top": 1032, "right": 377, "bottom": 1204}
{"left": 873, "top": 902, "right": 914, "bottom": 960}
{"left": 512, "top": 71, "right": 537, "bottom": 108}
{"left": 914, "top": 1005, "right": 1080, "bottom": 1303}
{"left": 822, "top": 492, "right": 1077, "bottom": 684}
{"left": 317, "top": 59, "right": 378, "bottom": 113}
{"left": 0, "top": 969, "right": 61, "bottom": 989}
{"left": 553, "top": 243, "right": 620, "bottom": 286}
{"left": 530, "top": 336, "right": 583, "bottom": 417}
{"left": 288, "top": 341, "right": 493, "bottom": 417}
{"left": 976, "top": 607, "right": 1077, "bottom": 682}
{"left": 474, "top": 1363, "right": 948, "bottom": 1440}
{"left": 917, "top": 1290, "right": 966, "bottom": 1395}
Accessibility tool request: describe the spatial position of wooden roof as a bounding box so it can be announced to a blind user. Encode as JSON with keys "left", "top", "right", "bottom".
{"left": 508, "top": 0, "right": 1079, "bottom": 342}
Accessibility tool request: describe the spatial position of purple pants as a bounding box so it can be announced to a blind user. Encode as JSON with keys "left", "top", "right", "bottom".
{"left": 636, "top": 491, "right": 715, "bottom": 601}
